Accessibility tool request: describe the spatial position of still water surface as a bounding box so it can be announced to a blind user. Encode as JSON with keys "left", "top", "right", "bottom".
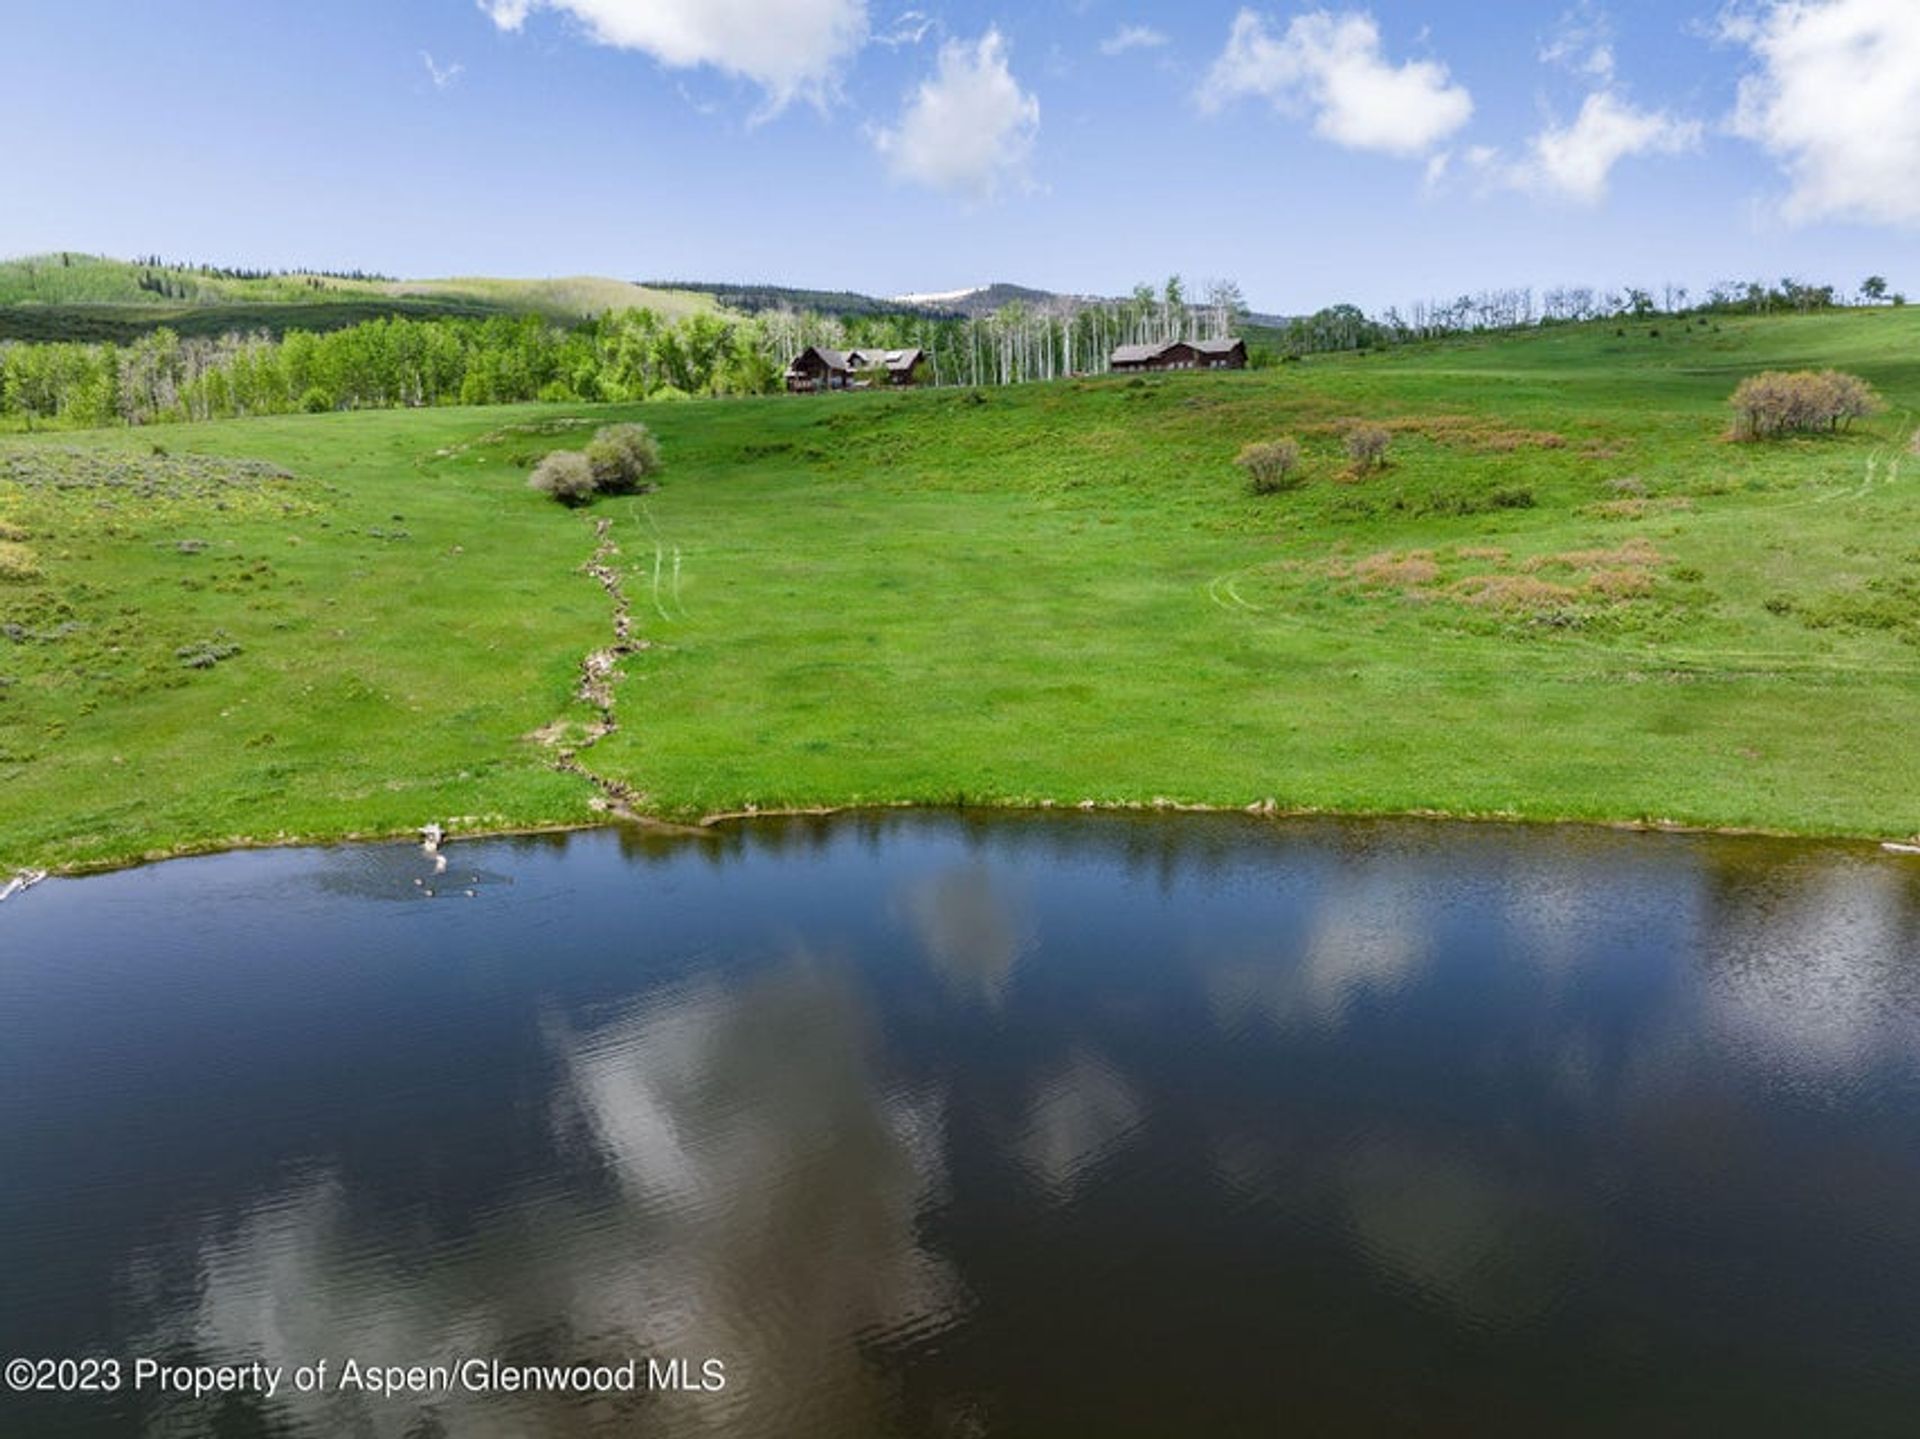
{"left": 3, "top": 814, "right": 1920, "bottom": 1435}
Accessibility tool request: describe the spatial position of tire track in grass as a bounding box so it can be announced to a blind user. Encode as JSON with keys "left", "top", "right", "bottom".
{"left": 636, "top": 499, "right": 689, "bottom": 622}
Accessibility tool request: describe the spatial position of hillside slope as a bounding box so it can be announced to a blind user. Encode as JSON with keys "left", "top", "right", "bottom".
{"left": 1, "top": 309, "right": 1916, "bottom": 869}
{"left": 0, "top": 254, "right": 713, "bottom": 341}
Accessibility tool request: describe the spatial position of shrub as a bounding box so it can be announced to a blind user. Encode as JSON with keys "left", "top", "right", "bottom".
{"left": 0, "top": 541, "right": 40, "bottom": 582}
{"left": 1729, "top": 370, "right": 1884, "bottom": 440}
{"left": 1237, "top": 438, "right": 1303, "bottom": 494}
{"left": 299, "top": 386, "right": 333, "bottom": 414}
{"left": 583, "top": 423, "right": 662, "bottom": 493}
{"left": 175, "top": 634, "right": 241, "bottom": 669}
{"left": 1344, "top": 424, "right": 1391, "bottom": 472}
{"left": 528, "top": 450, "right": 597, "bottom": 505}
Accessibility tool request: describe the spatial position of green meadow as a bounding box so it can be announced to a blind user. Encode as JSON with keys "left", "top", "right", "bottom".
{"left": 3, "top": 308, "right": 1917, "bottom": 869}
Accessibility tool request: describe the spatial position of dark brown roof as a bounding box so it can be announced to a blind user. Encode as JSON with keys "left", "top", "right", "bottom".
{"left": 1109, "top": 337, "right": 1241, "bottom": 364}
{"left": 786, "top": 345, "right": 926, "bottom": 375}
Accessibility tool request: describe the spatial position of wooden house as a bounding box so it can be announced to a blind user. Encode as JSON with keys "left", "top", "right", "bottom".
{"left": 785, "top": 346, "right": 927, "bottom": 393}
{"left": 1110, "top": 340, "right": 1198, "bottom": 372}
{"left": 1108, "top": 337, "right": 1246, "bottom": 373}
{"left": 1191, "top": 337, "right": 1249, "bottom": 369}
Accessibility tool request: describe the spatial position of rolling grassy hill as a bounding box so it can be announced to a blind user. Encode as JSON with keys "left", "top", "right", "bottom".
{"left": 1, "top": 308, "right": 1916, "bottom": 869}
{"left": 0, "top": 297, "right": 514, "bottom": 343}
{"left": 0, "top": 255, "right": 714, "bottom": 341}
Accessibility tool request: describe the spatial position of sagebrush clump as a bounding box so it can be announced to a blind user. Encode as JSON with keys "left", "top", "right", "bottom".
{"left": 1728, "top": 370, "right": 1882, "bottom": 440}
{"left": 1344, "top": 424, "right": 1391, "bottom": 472}
{"left": 528, "top": 450, "right": 597, "bottom": 506}
{"left": 583, "top": 423, "right": 662, "bottom": 493}
{"left": 531, "top": 423, "right": 663, "bottom": 505}
{"left": 1237, "top": 438, "right": 1303, "bottom": 494}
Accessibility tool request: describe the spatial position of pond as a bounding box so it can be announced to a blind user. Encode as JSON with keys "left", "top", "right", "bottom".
{"left": 3, "top": 814, "right": 1919, "bottom": 1435}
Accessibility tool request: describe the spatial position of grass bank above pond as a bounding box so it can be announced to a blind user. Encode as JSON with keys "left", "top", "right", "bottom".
{"left": 3, "top": 310, "right": 1918, "bottom": 870}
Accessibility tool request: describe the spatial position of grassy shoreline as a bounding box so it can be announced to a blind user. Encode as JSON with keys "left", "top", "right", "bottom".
{"left": 24, "top": 799, "right": 1899, "bottom": 882}
{"left": 5, "top": 311, "right": 1919, "bottom": 872}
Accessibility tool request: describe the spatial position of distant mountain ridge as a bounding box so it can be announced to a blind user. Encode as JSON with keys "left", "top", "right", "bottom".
{"left": 887, "top": 283, "right": 1080, "bottom": 317}
{"left": 888, "top": 282, "right": 1294, "bottom": 327}
{"left": 653, "top": 277, "right": 1291, "bottom": 327}
{"left": 643, "top": 279, "right": 962, "bottom": 319}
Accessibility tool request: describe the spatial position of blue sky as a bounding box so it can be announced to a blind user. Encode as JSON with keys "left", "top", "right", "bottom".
{"left": 3, "top": 1, "right": 1915, "bottom": 313}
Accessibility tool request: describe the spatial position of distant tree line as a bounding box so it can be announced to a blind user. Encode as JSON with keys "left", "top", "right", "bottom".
{"left": 1286, "top": 275, "right": 1904, "bottom": 358}
{"left": 127, "top": 256, "right": 397, "bottom": 284}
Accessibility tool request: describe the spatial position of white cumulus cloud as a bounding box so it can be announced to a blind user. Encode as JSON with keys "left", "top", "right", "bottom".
{"left": 872, "top": 29, "right": 1040, "bottom": 199}
{"left": 1517, "top": 90, "right": 1701, "bottom": 203}
{"left": 1721, "top": 0, "right": 1920, "bottom": 227}
{"left": 476, "top": 0, "right": 869, "bottom": 111}
{"left": 1100, "top": 25, "right": 1169, "bottom": 57}
{"left": 1201, "top": 8, "right": 1472, "bottom": 157}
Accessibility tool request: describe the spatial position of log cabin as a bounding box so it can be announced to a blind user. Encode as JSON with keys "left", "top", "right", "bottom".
{"left": 785, "top": 346, "right": 927, "bottom": 393}
{"left": 1108, "top": 337, "right": 1246, "bottom": 372}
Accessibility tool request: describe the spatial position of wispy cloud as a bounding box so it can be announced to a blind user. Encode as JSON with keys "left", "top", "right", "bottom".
{"left": 876, "top": 9, "right": 935, "bottom": 48}
{"left": 1467, "top": 91, "right": 1700, "bottom": 204}
{"left": 1520, "top": 91, "right": 1699, "bottom": 202}
{"left": 421, "top": 51, "right": 464, "bottom": 91}
{"left": 1100, "top": 25, "right": 1169, "bottom": 57}
{"left": 1539, "top": 4, "right": 1615, "bottom": 84}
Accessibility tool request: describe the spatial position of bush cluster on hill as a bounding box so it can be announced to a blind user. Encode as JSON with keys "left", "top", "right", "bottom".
{"left": 529, "top": 423, "right": 662, "bottom": 505}
{"left": 1729, "top": 370, "right": 1883, "bottom": 440}
{"left": 1236, "top": 438, "right": 1302, "bottom": 494}
{"left": 1344, "top": 424, "right": 1392, "bottom": 472}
